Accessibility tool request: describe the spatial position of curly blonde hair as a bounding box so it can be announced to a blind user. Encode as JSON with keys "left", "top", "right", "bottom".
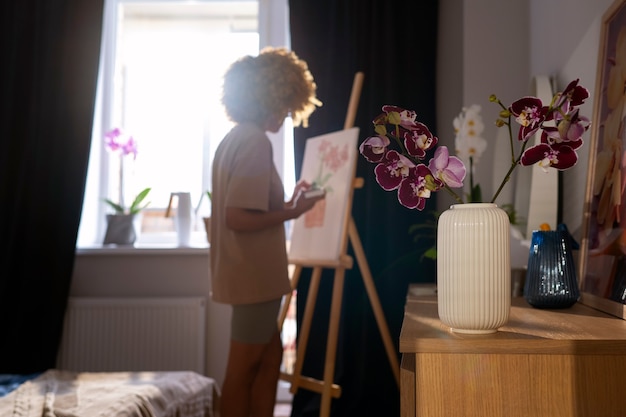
{"left": 221, "top": 47, "right": 321, "bottom": 128}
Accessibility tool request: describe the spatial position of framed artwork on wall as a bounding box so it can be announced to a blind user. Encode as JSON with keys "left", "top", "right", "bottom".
{"left": 579, "top": 0, "right": 626, "bottom": 319}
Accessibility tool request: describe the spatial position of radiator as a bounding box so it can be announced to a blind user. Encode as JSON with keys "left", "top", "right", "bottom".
{"left": 57, "top": 297, "right": 206, "bottom": 374}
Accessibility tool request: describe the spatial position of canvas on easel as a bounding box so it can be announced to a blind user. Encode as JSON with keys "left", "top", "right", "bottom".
{"left": 289, "top": 127, "right": 359, "bottom": 263}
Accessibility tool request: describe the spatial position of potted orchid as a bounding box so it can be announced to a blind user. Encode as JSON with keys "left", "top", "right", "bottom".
{"left": 102, "top": 127, "right": 151, "bottom": 245}
{"left": 103, "top": 128, "right": 151, "bottom": 215}
{"left": 360, "top": 79, "right": 591, "bottom": 331}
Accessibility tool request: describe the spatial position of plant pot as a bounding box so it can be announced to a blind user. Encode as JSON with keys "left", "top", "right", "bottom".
{"left": 103, "top": 213, "right": 141, "bottom": 245}
{"left": 437, "top": 203, "right": 511, "bottom": 334}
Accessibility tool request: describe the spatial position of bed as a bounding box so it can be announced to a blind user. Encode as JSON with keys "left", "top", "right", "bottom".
{"left": 0, "top": 369, "right": 219, "bottom": 417}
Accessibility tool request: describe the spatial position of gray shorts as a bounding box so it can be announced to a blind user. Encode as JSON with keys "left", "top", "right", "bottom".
{"left": 231, "top": 298, "right": 282, "bottom": 344}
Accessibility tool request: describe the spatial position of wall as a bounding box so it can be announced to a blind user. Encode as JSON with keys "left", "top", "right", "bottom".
{"left": 531, "top": 0, "right": 614, "bottom": 238}
{"left": 438, "top": 0, "right": 616, "bottom": 240}
{"left": 70, "top": 246, "right": 231, "bottom": 387}
{"left": 437, "top": 0, "right": 529, "bottom": 210}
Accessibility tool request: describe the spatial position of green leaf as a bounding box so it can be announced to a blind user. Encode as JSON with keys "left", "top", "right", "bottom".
{"left": 407, "top": 210, "right": 441, "bottom": 262}
{"left": 103, "top": 199, "right": 125, "bottom": 214}
{"left": 422, "top": 247, "right": 438, "bottom": 260}
{"left": 500, "top": 203, "right": 524, "bottom": 226}
{"left": 128, "top": 187, "right": 151, "bottom": 214}
{"left": 408, "top": 223, "right": 437, "bottom": 233}
{"left": 469, "top": 183, "right": 483, "bottom": 203}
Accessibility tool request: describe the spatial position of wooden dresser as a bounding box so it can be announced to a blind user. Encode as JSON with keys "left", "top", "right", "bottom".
{"left": 399, "top": 286, "right": 626, "bottom": 417}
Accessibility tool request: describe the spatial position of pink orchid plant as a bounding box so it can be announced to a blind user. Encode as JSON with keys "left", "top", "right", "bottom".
{"left": 103, "top": 127, "right": 151, "bottom": 215}
{"left": 359, "top": 79, "right": 591, "bottom": 210}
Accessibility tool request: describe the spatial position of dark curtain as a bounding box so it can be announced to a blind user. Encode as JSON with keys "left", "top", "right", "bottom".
{"left": 0, "top": 1, "right": 104, "bottom": 373}
{"left": 288, "top": 1, "right": 439, "bottom": 416}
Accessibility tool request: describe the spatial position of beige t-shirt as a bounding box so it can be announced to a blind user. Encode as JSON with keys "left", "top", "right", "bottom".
{"left": 210, "top": 123, "right": 291, "bottom": 305}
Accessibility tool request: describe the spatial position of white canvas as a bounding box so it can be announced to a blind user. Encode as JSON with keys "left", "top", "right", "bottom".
{"left": 289, "top": 127, "right": 359, "bottom": 263}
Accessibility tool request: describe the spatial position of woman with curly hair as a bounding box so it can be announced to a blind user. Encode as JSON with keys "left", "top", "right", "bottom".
{"left": 210, "top": 47, "right": 323, "bottom": 417}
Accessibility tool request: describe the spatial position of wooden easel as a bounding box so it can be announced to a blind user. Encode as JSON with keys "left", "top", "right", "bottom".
{"left": 278, "top": 72, "right": 400, "bottom": 417}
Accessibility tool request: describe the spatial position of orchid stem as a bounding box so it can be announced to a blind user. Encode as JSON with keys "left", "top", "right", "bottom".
{"left": 470, "top": 156, "right": 474, "bottom": 195}
{"left": 444, "top": 185, "right": 464, "bottom": 204}
{"left": 490, "top": 141, "right": 529, "bottom": 204}
{"left": 507, "top": 119, "right": 515, "bottom": 162}
{"left": 118, "top": 154, "right": 125, "bottom": 212}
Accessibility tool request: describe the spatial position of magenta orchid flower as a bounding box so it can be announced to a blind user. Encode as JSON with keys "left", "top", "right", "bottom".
{"left": 521, "top": 142, "right": 579, "bottom": 171}
{"left": 556, "top": 78, "right": 590, "bottom": 108}
{"left": 374, "top": 150, "right": 415, "bottom": 191}
{"left": 359, "top": 135, "right": 390, "bottom": 163}
{"left": 398, "top": 164, "right": 439, "bottom": 210}
{"left": 543, "top": 108, "right": 590, "bottom": 146}
{"left": 121, "top": 136, "right": 138, "bottom": 158}
{"left": 427, "top": 146, "right": 466, "bottom": 188}
{"left": 509, "top": 96, "right": 547, "bottom": 142}
{"left": 546, "top": 79, "right": 590, "bottom": 128}
{"left": 105, "top": 127, "right": 138, "bottom": 159}
{"left": 382, "top": 105, "right": 419, "bottom": 130}
{"left": 403, "top": 122, "right": 438, "bottom": 158}
{"left": 541, "top": 127, "right": 584, "bottom": 149}
{"left": 373, "top": 105, "right": 421, "bottom": 137}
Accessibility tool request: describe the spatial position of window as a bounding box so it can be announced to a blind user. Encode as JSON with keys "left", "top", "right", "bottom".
{"left": 78, "top": 0, "right": 293, "bottom": 246}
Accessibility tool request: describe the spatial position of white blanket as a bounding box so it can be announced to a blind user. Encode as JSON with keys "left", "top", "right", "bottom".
{"left": 0, "top": 370, "right": 218, "bottom": 417}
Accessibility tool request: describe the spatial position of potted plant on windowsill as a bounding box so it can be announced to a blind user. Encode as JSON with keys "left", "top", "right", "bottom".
{"left": 102, "top": 127, "right": 151, "bottom": 245}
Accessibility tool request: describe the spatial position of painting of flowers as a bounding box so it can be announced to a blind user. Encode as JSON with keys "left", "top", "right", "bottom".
{"left": 303, "top": 134, "right": 351, "bottom": 228}
{"left": 289, "top": 127, "right": 359, "bottom": 262}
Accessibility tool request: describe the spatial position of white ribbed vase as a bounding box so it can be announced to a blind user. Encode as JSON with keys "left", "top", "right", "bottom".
{"left": 437, "top": 203, "right": 511, "bottom": 334}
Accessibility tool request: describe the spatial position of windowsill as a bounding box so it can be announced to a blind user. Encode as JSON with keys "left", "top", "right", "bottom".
{"left": 76, "top": 232, "right": 210, "bottom": 255}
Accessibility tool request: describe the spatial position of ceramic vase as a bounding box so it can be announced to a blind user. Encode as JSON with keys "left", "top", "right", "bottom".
{"left": 103, "top": 213, "right": 140, "bottom": 245}
{"left": 437, "top": 203, "right": 511, "bottom": 334}
{"left": 524, "top": 228, "right": 580, "bottom": 308}
{"left": 168, "top": 192, "right": 194, "bottom": 246}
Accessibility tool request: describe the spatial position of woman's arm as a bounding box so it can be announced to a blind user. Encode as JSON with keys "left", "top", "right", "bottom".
{"left": 225, "top": 188, "right": 325, "bottom": 232}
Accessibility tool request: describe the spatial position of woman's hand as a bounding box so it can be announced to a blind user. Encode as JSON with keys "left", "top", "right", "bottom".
{"left": 286, "top": 180, "right": 313, "bottom": 208}
{"left": 291, "top": 187, "right": 325, "bottom": 216}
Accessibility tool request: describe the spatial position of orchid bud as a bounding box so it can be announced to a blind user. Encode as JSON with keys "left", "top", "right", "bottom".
{"left": 495, "top": 119, "right": 506, "bottom": 127}
{"left": 374, "top": 124, "right": 388, "bottom": 136}
{"left": 387, "top": 111, "right": 402, "bottom": 126}
{"left": 489, "top": 94, "right": 498, "bottom": 102}
{"left": 499, "top": 109, "right": 510, "bottom": 118}
{"left": 373, "top": 114, "right": 387, "bottom": 125}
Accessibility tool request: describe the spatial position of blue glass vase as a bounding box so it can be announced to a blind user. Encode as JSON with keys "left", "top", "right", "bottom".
{"left": 524, "top": 225, "right": 580, "bottom": 309}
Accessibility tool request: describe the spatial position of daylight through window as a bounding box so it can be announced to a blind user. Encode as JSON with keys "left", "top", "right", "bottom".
{"left": 78, "top": 0, "right": 294, "bottom": 246}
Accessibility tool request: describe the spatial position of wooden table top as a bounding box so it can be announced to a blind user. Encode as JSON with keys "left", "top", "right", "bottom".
{"left": 400, "top": 285, "right": 626, "bottom": 355}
